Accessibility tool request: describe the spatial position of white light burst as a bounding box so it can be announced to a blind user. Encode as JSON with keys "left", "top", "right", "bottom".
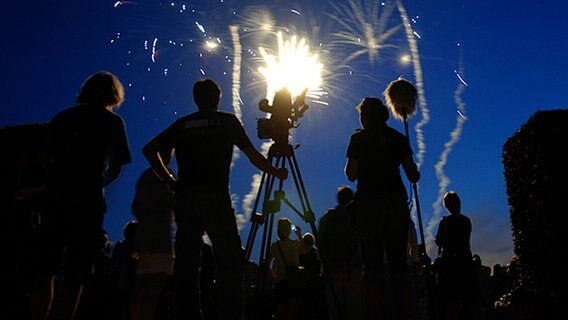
{"left": 258, "top": 32, "right": 323, "bottom": 102}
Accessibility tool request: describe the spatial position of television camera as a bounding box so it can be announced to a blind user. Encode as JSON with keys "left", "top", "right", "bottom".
{"left": 257, "top": 87, "right": 309, "bottom": 144}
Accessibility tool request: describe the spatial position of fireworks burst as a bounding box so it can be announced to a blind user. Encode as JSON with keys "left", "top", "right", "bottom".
{"left": 327, "top": 0, "right": 401, "bottom": 65}
{"left": 258, "top": 32, "right": 324, "bottom": 102}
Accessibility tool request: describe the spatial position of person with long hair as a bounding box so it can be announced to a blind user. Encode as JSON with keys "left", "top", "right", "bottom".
{"left": 31, "top": 71, "right": 131, "bottom": 320}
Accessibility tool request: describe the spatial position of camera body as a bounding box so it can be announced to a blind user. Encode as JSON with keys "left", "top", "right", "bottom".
{"left": 257, "top": 87, "right": 309, "bottom": 143}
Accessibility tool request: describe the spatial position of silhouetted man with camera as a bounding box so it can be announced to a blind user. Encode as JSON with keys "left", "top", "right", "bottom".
{"left": 143, "top": 78, "right": 287, "bottom": 320}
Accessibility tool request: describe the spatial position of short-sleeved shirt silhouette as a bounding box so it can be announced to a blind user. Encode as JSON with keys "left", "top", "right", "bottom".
{"left": 151, "top": 110, "right": 252, "bottom": 195}
{"left": 346, "top": 125, "right": 412, "bottom": 196}
{"left": 435, "top": 213, "right": 473, "bottom": 258}
{"left": 319, "top": 206, "right": 359, "bottom": 265}
{"left": 48, "top": 104, "right": 131, "bottom": 211}
{"left": 38, "top": 104, "right": 130, "bottom": 274}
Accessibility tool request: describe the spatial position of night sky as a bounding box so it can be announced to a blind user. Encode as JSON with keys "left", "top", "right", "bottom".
{"left": 2, "top": 0, "right": 567, "bottom": 268}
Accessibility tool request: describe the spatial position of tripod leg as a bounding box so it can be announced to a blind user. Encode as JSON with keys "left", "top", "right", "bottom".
{"left": 245, "top": 151, "right": 286, "bottom": 320}
{"left": 244, "top": 169, "right": 269, "bottom": 262}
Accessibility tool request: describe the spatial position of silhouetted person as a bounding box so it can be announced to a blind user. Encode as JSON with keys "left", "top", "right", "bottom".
{"left": 299, "top": 232, "right": 326, "bottom": 320}
{"left": 111, "top": 220, "right": 139, "bottom": 320}
{"left": 472, "top": 254, "right": 492, "bottom": 317}
{"left": 129, "top": 150, "right": 176, "bottom": 320}
{"left": 31, "top": 71, "right": 131, "bottom": 320}
{"left": 143, "top": 78, "right": 287, "bottom": 320}
{"left": 6, "top": 147, "right": 48, "bottom": 318}
{"left": 344, "top": 97, "right": 420, "bottom": 320}
{"left": 318, "top": 185, "right": 364, "bottom": 320}
{"left": 242, "top": 247, "right": 260, "bottom": 320}
{"left": 269, "top": 217, "right": 307, "bottom": 320}
{"left": 489, "top": 263, "right": 511, "bottom": 307}
{"left": 74, "top": 230, "right": 113, "bottom": 320}
{"left": 435, "top": 191, "right": 483, "bottom": 320}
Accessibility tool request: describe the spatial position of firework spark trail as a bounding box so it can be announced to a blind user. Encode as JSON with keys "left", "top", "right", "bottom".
{"left": 151, "top": 38, "right": 158, "bottom": 63}
{"left": 426, "top": 70, "right": 468, "bottom": 246}
{"left": 396, "top": 0, "right": 429, "bottom": 169}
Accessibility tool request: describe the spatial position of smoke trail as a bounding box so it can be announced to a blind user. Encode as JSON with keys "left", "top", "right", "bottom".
{"left": 426, "top": 68, "right": 468, "bottom": 246}
{"left": 229, "top": 25, "right": 248, "bottom": 233}
{"left": 230, "top": 25, "right": 243, "bottom": 171}
{"left": 396, "top": 0, "right": 429, "bottom": 169}
{"left": 241, "top": 142, "right": 273, "bottom": 220}
{"left": 230, "top": 25, "right": 243, "bottom": 124}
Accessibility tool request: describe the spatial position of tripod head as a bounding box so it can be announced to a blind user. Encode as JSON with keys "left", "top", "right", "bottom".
{"left": 257, "top": 87, "right": 309, "bottom": 146}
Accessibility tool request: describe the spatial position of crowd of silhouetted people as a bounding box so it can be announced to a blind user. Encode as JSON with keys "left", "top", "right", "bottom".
{"left": 7, "top": 193, "right": 521, "bottom": 320}
{"left": 3, "top": 72, "right": 530, "bottom": 320}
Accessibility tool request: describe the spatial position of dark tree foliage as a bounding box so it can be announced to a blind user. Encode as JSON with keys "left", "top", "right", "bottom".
{"left": 502, "top": 109, "right": 567, "bottom": 313}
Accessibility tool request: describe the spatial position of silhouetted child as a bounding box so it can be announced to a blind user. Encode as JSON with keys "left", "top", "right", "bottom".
{"left": 435, "top": 191, "right": 483, "bottom": 320}
{"left": 319, "top": 185, "right": 364, "bottom": 320}
{"left": 129, "top": 150, "right": 176, "bottom": 320}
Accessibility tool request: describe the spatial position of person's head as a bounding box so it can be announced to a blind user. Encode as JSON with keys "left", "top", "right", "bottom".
{"left": 356, "top": 97, "right": 389, "bottom": 128}
{"left": 493, "top": 263, "right": 503, "bottom": 275}
{"left": 76, "top": 71, "right": 125, "bottom": 110}
{"left": 443, "top": 191, "right": 461, "bottom": 214}
{"left": 277, "top": 217, "right": 293, "bottom": 240}
{"left": 193, "top": 78, "right": 221, "bottom": 111}
{"left": 303, "top": 232, "right": 315, "bottom": 247}
{"left": 123, "top": 220, "right": 138, "bottom": 241}
{"left": 472, "top": 254, "right": 482, "bottom": 266}
{"left": 337, "top": 185, "right": 354, "bottom": 207}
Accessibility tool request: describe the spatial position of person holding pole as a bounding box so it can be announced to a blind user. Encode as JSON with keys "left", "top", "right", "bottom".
{"left": 345, "top": 97, "right": 420, "bottom": 320}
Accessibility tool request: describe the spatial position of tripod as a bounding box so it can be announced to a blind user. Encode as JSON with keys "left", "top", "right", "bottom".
{"left": 243, "top": 140, "right": 343, "bottom": 320}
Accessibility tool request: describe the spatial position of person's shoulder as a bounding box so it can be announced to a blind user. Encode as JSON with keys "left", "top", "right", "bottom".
{"left": 216, "top": 111, "right": 235, "bottom": 117}
{"left": 216, "top": 111, "right": 241, "bottom": 122}
{"left": 51, "top": 105, "right": 78, "bottom": 121}
{"left": 104, "top": 108, "right": 127, "bottom": 124}
{"left": 460, "top": 213, "right": 473, "bottom": 222}
{"left": 322, "top": 206, "right": 344, "bottom": 217}
{"left": 385, "top": 126, "right": 406, "bottom": 138}
{"left": 349, "top": 128, "right": 365, "bottom": 140}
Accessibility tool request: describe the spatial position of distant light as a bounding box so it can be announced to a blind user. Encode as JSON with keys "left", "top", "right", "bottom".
{"left": 400, "top": 54, "right": 411, "bottom": 65}
{"left": 205, "top": 40, "right": 219, "bottom": 50}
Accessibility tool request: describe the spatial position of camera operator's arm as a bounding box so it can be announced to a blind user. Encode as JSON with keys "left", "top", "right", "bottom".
{"left": 242, "top": 146, "right": 288, "bottom": 180}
